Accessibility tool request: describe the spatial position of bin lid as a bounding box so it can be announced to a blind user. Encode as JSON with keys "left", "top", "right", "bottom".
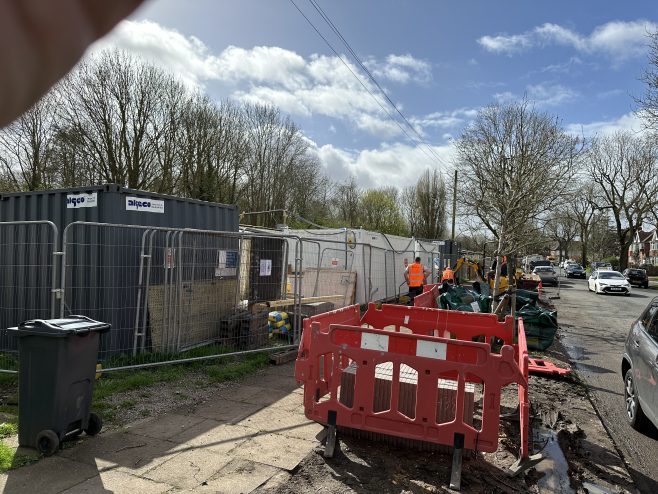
{"left": 12, "top": 316, "right": 111, "bottom": 338}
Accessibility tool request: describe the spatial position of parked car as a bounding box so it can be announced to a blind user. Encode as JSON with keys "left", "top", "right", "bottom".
{"left": 588, "top": 269, "right": 631, "bottom": 295}
{"left": 591, "top": 261, "right": 613, "bottom": 271}
{"left": 533, "top": 265, "right": 558, "bottom": 286}
{"left": 622, "top": 268, "right": 649, "bottom": 288}
{"left": 563, "top": 261, "right": 578, "bottom": 272}
{"left": 565, "top": 263, "right": 586, "bottom": 279}
{"left": 621, "top": 297, "right": 658, "bottom": 431}
{"left": 561, "top": 259, "right": 576, "bottom": 269}
{"left": 529, "top": 259, "right": 552, "bottom": 272}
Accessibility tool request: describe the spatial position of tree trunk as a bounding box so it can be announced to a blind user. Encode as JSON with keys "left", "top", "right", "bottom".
{"left": 580, "top": 226, "right": 588, "bottom": 267}
{"left": 619, "top": 240, "right": 632, "bottom": 270}
{"left": 508, "top": 255, "right": 516, "bottom": 318}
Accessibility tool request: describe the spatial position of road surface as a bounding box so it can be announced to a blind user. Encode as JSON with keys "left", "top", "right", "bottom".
{"left": 551, "top": 273, "right": 658, "bottom": 493}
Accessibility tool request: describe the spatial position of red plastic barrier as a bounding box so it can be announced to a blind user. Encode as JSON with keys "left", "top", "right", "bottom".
{"left": 528, "top": 358, "right": 571, "bottom": 377}
{"left": 516, "top": 319, "right": 530, "bottom": 458}
{"left": 413, "top": 285, "right": 439, "bottom": 308}
{"left": 295, "top": 304, "right": 528, "bottom": 455}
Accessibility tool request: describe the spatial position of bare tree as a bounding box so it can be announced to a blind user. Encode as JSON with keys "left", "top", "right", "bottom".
{"left": 455, "top": 100, "right": 581, "bottom": 294}
{"left": 59, "top": 50, "right": 181, "bottom": 189}
{"left": 0, "top": 93, "right": 57, "bottom": 190}
{"left": 333, "top": 176, "right": 362, "bottom": 227}
{"left": 635, "top": 29, "right": 658, "bottom": 130}
{"left": 586, "top": 132, "right": 658, "bottom": 269}
{"left": 545, "top": 208, "right": 578, "bottom": 262}
{"left": 567, "top": 183, "right": 598, "bottom": 266}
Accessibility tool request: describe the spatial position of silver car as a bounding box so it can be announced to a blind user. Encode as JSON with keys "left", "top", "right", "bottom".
{"left": 622, "top": 298, "right": 658, "bottom": 431}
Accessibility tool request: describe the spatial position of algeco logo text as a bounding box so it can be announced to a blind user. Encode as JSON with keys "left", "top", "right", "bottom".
{"left": 66, "top": 192, "right": 97, "bottom": 209}
{"left": 125, "top": 196, "right": 165, "bottom": 214}
{"left": 128, "top": 199, "right": 151, "bottom": 210}
{"left": 67, "top": 197, "right": 87, "bottom": 206}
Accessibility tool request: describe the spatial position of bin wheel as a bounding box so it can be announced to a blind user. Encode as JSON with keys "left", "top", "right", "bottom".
{"left": 36, "top": 430, "right": 60, "bottom": 456}
{"left": 85, "top": 413, "right": 103, "bottom": 436}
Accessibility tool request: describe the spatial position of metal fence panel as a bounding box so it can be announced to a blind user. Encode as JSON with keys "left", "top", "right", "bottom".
{"left": 0, "top": 221, "right": 58, "bottom": 372}
{"left": 60, "top": 222, "right": 301, "bottom": 371}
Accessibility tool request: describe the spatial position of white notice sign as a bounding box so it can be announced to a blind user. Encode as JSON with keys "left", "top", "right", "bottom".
{"left": 259, "top": 259, "right": 272, "bottom": 276}
{"left": 126, "top": 196, "right": 165, "bottom": 213}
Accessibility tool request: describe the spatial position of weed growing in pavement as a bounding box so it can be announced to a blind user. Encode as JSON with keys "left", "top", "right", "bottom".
{"left": 0, "top": 443, "right": 38, "bottom": 472}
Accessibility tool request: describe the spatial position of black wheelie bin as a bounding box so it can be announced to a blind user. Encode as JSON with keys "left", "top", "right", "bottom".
{"left": 12, "top": 316, "right": 110, "bottom": 456}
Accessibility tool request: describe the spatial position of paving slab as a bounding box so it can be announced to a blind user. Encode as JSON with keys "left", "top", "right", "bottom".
{"left": 168, "top": 421, "right": 258, "bottom": 455}
{"left": 60, "top": 431, "right": 178, "bottom": 475}
{"left": 0, "top": 456, "right": 100, "bottom": 494}
{"left": 239, "top": 406, "right": 323, "bottom": 441}
{"left": 237, "top": 386, "right": 292, "bottom": 407}
{"left": 241, "top": 373, "right": 301, "bottom": 393}
{"left": 192, "top": 459, "right": 280, "bottom": 494}
{"left": 125, "top": 413, "right": 208, "bottom": 441}
{"left": 253, "top": 391, "right": 303, "bottom": 412}
{"left": 191, "top": 399, "right": 264, "bottom": 423}
{"left": 59, "top": 470, "right": 173, "bottom": 494}
{"left": 142, "top": 446, "right": 232, "bottom": 490}
{"left": 231, "top": 432, "right": 317, "bottom": 471}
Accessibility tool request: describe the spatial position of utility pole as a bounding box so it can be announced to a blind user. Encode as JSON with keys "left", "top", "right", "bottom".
{"left": 451, "top": 169, "right": 457, "bottom": 241}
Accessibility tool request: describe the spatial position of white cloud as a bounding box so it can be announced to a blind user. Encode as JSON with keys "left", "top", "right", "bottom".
{"left": 478, "top": 20, "right": 656, "bottom": 63}
{"left": 566, "top": 112, "right": 645, "bottom": 138}
{"left": 311, "top": 140, "right": 456, "bottom": 189}
{"left": 494, "top": 83, "right": 578, "bottom": 107}
{"left": 365, "top": 54, "right": 432, "bottom": 84}
{"left": 411, "top": 108, "right": 478, "bottom": 131}
{"left": 92, "top": 20, "right": 433, "bottom": 139}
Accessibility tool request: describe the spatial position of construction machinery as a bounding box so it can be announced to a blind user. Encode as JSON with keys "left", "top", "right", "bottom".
{"left": 451, "top": 257, "right": 540, "bottom": 294}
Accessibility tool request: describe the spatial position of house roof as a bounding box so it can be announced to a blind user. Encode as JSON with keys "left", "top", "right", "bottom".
{"left": 636, "top": 229, "right": 655, "bottom": 243}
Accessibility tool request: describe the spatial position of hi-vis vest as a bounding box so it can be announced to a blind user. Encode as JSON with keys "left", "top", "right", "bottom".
{"left": 408, "top": 263, "right": 425, "bottom": 287}
{"left": 442, "top": 268, "right": 455, "bottom": 281}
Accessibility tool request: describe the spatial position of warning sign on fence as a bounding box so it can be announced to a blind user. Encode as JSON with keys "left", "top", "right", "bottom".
{"left": 259, "top": 259, "right": 272, "bottom": 276}
{"left": 165, "top": 248, "right": 175, "bottom": 269}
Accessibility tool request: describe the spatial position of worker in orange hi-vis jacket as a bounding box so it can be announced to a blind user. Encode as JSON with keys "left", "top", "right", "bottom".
{"left": 404, "top": 257, "right": 430, "bottom": 303}
{"left": 441, "top": 266, "right": 456, "bottom": 283}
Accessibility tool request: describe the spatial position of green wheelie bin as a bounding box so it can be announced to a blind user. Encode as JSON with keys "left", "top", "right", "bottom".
{"left": 13, "top": 316, "right": 110, "bottom": 456}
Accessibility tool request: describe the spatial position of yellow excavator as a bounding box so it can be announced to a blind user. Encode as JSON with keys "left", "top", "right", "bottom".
{"left": 449, "top": 257, "right": 539, "bottom": 294}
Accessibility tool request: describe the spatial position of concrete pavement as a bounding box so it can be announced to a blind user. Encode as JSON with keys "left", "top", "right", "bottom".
{"left": 0, "top": 362, "right": 322, "bottom": 494}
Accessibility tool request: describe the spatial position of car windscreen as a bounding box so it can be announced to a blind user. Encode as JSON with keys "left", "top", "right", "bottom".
{"left": 535, "top": 267, "right": 553, "bottom": 272}
{"left": 628, "top": 269, "right": 644, "bottom": 275}
{"left": 568, "top": 264, "right": 582, "bottom": 269}
{"left": 599, "top": 272, "right": 624, "bottom": 280}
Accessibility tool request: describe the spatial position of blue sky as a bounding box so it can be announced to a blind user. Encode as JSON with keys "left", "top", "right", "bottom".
{"left": 90, "top": 0, "right": 658, "bottom": 188}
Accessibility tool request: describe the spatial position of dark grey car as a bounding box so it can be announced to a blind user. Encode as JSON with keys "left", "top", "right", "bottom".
{"left": 533, "top": 266, "right": 558, "bottom": 286}
{"left": 565, "top": 263, "right": 586, "bottom": 279}
{"left": 621, "top": 298, "right": 658, "bottom": 431}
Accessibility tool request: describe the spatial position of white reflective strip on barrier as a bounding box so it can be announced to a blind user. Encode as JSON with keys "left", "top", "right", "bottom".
{"left": 416, "top": 340, "right": 447, "bottom": 360}
{"left": 404, "top": 315, "right": 410, "bottom": 324}
{"left": 361, "top": 332, "right": 389, "bottom": 352}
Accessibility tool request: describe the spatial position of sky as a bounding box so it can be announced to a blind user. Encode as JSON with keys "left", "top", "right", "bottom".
{"left": 89, "top": 0, "right": 658, "bottom": 190}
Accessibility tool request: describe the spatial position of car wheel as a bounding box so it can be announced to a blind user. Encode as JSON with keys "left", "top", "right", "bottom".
{"left": 625, "top": 369, "right": 650, "bottom": 431}
{"left": 644, "top": 283, "right": 649, "bottom": 289}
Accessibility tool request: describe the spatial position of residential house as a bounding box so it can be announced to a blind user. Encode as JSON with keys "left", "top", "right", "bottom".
{"left": 629, "top": 229, "right": 655, "bottom": 266}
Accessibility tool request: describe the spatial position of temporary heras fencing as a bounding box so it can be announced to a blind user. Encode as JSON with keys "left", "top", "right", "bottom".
{"left": 0, "top": 221, "right": 458, "bottom": 373}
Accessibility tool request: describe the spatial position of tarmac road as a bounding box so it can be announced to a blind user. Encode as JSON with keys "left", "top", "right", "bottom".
{"left": 552, "top": 273, "right": 658, "bottom": 494}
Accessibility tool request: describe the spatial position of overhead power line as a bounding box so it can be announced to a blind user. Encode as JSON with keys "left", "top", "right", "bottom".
{"left": 305, "top": 0, "right": 447, "bottom": 166}
{"left": 288, "top": 0, "right": 448, "bottom": 168}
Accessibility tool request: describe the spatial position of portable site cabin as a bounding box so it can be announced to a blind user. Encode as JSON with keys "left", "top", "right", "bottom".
{"left": 0, "top": 184, "right": 285, "bottom": 359}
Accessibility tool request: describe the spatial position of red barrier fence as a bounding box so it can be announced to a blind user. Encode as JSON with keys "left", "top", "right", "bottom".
{"left": 413, "top": 284, "right": 439, "bottom": 308}
{"left": 295, "top": 304, "right": 529, "bottom": 459}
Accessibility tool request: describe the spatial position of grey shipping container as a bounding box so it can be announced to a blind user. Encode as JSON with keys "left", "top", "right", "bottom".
{"left": 0, "top": 184, "right": 239, "bottom": 360}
